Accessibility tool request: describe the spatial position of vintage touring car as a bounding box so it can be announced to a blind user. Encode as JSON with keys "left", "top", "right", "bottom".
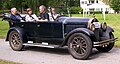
{"left": 2, "top": 6, "right": 118, "bottom": 59}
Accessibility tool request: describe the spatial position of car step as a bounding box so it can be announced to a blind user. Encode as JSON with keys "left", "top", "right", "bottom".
{"left": 23, "top": 43, "right": 60, "bottom": 48}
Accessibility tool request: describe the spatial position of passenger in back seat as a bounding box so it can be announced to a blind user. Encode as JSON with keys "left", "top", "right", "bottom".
{"left": 25, "top": 8, "right": 40, "bottom": 22}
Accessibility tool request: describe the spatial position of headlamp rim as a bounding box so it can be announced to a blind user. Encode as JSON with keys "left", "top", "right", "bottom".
{"left": 89, "top": 23, "right": 95, "bottom": 31}
{"left": 101, "top": 22, "right": 107, "bottom": 31}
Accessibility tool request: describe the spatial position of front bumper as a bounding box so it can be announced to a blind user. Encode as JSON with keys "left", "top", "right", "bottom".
{"left": 93, "top": 38, "right": 118, "bottom": 47}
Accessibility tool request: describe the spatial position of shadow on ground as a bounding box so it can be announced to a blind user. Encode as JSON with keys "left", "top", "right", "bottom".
{"left": 24, "top": 46, "right": 69, "bottom": 55}
{"left": 21, "top": 46, "right": 118, "bottom": 60}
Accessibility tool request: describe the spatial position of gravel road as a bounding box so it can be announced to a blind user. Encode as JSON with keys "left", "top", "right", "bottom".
{"left": 0, "top": 39, "right": 120, "bottom": 64}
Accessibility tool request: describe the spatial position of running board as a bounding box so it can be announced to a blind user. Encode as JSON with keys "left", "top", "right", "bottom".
{"left": 23, "top": 43, "right": 60, "bottom": 48}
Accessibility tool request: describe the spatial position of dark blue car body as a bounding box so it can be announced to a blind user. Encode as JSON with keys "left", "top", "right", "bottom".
{"left": 4, "top": 16, "right": 117, "bottom": 60}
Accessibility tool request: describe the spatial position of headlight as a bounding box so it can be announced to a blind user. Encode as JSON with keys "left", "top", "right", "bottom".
{"left": 93, "top": 22, "right": 101, "bottom": 28}
{"left": 101, "top": 22, "right": 107, "bottom": 31}
{"left": 88, "top": 22, "right": 101, "bottom": 31}
{"left": 89, "top": 24, "right": 95, "bottom": 31}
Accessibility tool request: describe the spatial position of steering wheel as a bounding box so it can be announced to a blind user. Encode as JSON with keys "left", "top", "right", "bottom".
{"left": 55, "top": 15, "right": 67, "bottom": 21}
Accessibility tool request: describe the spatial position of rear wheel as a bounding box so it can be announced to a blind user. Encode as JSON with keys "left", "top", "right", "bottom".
{"left": 9, "top": 31, "right": 24, "bottom": 51}
{"left": 96, "top": 33, "right": 115, "bottom": 52}
{"left": 67, "top": 33, "right": 92, "bottom": 60}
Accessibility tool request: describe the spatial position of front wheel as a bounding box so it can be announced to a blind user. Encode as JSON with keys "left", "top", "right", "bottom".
{"left": 9, "top": 31, "right": 24, "bottom": 51}
{"left": 67, "top": 33, "right": 92, "bottom": 60}
{"left": 96, "top": 33, "right": 115, "bottom": 52}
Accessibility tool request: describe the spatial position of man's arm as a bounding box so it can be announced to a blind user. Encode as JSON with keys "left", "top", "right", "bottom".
{"left": 18, "top": 14, "right": 25, "bottom": 21}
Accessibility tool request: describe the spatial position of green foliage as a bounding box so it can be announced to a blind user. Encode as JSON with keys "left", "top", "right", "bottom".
{"left": 110, "top": 0, "right": 120, "bottom": 12}
{"left": 0, "top": 0, "right": 80, "bottom": 14}
{"left": 102, "top": 0, "right": 111, "bottom": 5}
{"left": 70, "top": 6, "right": 82, "bottom": 14}
{"left": 45, "top": 0, "right": 64, "bottom": 6}
{"left": 0, "top": 1, "right": 2, "bottom": 9}
{"left": 0, "top": 19, "right": 9, "bottom": 38}
{"left": 0, "top": 59, "right": 16, "bottom": 64}
{"left": 68, "top": 0, "right": 80, "bottom": 7}
{"left": 0, "top": 10, "right": 10, "bottom": 13}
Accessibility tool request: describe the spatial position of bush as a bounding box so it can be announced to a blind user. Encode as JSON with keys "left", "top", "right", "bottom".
{"left": 70, "top": 6, "right": 82, "bottom": 14}
{"left": 0, "top": 10, "right": 10, "bottom": 14}
{"left": 0, "top": 10, "right": 10, "bottom": 18}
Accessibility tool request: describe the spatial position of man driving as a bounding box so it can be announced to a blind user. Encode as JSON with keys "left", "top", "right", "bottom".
{"left": 38, "top": 5, "right": 49, "bottom": 21}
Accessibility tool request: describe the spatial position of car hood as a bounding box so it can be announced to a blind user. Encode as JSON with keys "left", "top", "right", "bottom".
{"left": 58, "top": 17, "right": 92, "bottom": 24}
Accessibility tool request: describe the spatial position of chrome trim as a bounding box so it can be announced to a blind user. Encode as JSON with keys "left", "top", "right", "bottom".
{"left": 101, "top": 22, "right": 107, "bottom": 30}
{"left": 62, "top": 17, "right": 70, "bottom": 38}
{"left": 23, "top": 43, "right": 59, "bottom": 48}
{"left": 63, "top": 17, "right": 70, "bottom": 24}
{"left": 93, "top": 22, "right": 101, "bottom": 28}
{"left": 93, "top": 38, "right": 118, "bottom": 47}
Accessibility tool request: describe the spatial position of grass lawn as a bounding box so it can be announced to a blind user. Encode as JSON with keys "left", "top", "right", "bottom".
{"left": 0, "top": 14, "right": 120, "bottom": 47}
{"left": 0, "top": 59, "right": 16, "bottom": 64}
{"left": 0, "top": 18, "right": 9, "bottom": 38}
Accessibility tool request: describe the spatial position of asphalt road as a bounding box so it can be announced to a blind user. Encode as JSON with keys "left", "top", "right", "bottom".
{"left": 0, "top": 39, "right": 120, "bottom": 64}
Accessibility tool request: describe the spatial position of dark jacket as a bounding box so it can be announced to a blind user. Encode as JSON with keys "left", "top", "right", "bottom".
{"left": 10, "top": 13, "right": 22, "bottom": 22}
{"left": 39, "top": 13, "right": 49, "bottom": 21}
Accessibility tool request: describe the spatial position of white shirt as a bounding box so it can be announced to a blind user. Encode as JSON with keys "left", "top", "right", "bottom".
{"left": 25, "top": 14, "right": 39, "bottom": 22}
{"left": 48, "top": 13, "right": 60, "bottom": 21}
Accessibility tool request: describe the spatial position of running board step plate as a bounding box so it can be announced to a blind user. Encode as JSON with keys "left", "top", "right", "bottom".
{"left": 23, "top": 43, "right": 60, "bottom": 48}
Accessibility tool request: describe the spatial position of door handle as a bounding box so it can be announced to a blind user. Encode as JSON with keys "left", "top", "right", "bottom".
{"left": 21, "top": 25, "right": 24, "bottom": 27}
{"left": 37, "top": 25, "right": 40, "bottom": 27}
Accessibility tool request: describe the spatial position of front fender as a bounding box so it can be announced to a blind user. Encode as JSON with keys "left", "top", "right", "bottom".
{"left": 62, "top": 28, "right": 96, "bottom": 46}
{"left": 6, "top": 27, "right": 26, "bottom": 41}
{"left": 66, "top": 28, "right": 95, "bottom": 37}
{"left": 101, "top": 26, "right": 114, "bottom": 40}
{"left": 106, "top": 26, "right": 114, "bottom": 33}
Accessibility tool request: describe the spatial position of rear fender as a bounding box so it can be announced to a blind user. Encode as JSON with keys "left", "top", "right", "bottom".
{"left": 6, "top": 27, "right": 26, "bottom": 42}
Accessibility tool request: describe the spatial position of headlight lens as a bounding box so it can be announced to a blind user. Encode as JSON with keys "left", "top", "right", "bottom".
{"left": 93, "top": 22, "right": 101, "bottom": 28}
{"left": 89, "top": 24, "right": 95, "bottom": 31}
{"left": 101, "top": 22, "right": 107, "bottom": 31}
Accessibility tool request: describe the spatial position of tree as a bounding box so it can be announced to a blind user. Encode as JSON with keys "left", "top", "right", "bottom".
{"left": 110, "top": 0, "right": 120, "bottom": 13}
{"left": 0, "top": 0, "right": 2, "bottom": 10}
{"left": 0, "top": 0, "right": 81, "bottom": 13}
{"left": 102, "top": 0, "right": 111, "bottom": 5}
